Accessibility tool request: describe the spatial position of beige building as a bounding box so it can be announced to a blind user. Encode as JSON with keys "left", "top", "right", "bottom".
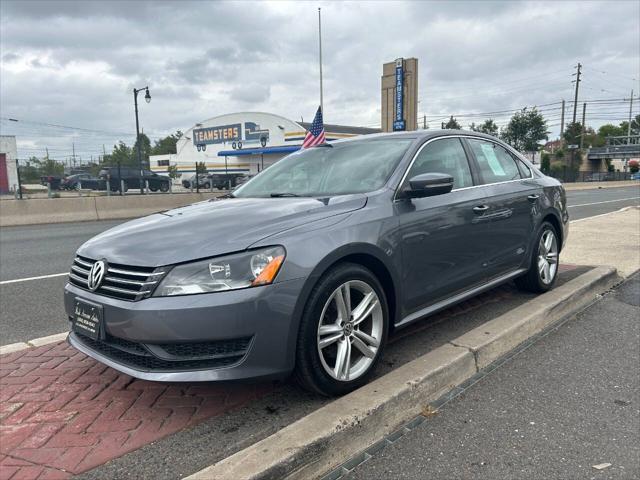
{"left": 381, "top": 58, "right": 418, "bottom": 132}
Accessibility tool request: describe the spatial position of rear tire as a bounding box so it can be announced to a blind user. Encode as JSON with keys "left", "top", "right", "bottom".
{"left": 515, "top": 221, "right": 560, "bottom": 293}
{"left": 160, "top": 183, "right": 170, "bottom": 193}
{"left": 294, "top": 263, "right": 389, "bottom": 396}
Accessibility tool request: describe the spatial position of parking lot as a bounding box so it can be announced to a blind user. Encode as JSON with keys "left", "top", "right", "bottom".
{"left": 0, "top": 185, "right": 638, "bottom": 479}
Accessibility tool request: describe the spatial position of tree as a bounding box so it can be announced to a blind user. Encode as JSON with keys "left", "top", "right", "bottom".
{"left": 631, "top": 114, "right": 640, "bottom": 135}
{"left": 470, "top": 119, "right": 498, "bottom": 136}
{"left": 109, "top": 141, "right": 134, "bottom": 167}
{"left": 629, "top": 159, "right": 639, "bottom": 174}
{"left": 597, "top": 123, "right": 625, "bottom": 139}
{"left": 501, "top": 108, "right": 548, "bottom": 152}
{"left": 540, "top": 152, "right": 551, "bottom": 173}
{"left": 562, "top": 122, "right": 583, "bottom": 147}
{"left": 444, "top": 116, "right": 461, "bottom": 129}
{"left": 151, "top": 131, "right": 183, "bottom": 156}
{"left": 133, "top": 133, "right": 152, "bottom": 168}
{"left": 167, "top": 164, "right": 180, "bottom": 179}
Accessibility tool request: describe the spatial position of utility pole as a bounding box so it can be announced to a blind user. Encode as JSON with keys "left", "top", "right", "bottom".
{"left": 318, "top": 7, "right": 324, "bottom": 115}
{"left": 560, "top": 99, "right": 566, "bottom": 138}
{"left": 45, "top": 147, "right": 49, "bottom": 159}
{"left": 423, "top": 115, "right": 427, "bottom": 129}
{"left": 72, "top": 142, "right": 77, "bottom": 167}
{"left": 103, "top": 144, "right": 107, "bottom": 162}
{"left": 627, "top": 89, "right": 634, "bottom": 143}
{"left": 580, "top": 102, "right": 586, "bottom": 149}
{"left": 571, "top": 62, "right": 582, "bottom": 124}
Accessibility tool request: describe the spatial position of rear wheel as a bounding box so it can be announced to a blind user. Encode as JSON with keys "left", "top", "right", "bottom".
{"left": 295, "top": 263, "right": 388, "bottom": 396}
{"left": 160, "top": 183, "right": 170, "bottom": 193}
{"left": 515, "top": 221, "right": 559, "bottom": 293}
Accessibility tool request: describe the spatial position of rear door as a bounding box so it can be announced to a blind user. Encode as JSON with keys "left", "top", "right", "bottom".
{"left": 396, "top": 137, "right": 494, "bottom": 313}
{"left": 464, "top": 138, "right": 540, "bottom": 276}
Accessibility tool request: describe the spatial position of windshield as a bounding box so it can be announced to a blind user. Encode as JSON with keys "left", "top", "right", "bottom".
{"left": 234, "top": 138, "right": 413, "bottom": 197}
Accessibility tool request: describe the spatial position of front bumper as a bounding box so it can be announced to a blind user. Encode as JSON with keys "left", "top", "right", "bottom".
{"left": 64, "top": 278, "right": 306, "bottom": 382}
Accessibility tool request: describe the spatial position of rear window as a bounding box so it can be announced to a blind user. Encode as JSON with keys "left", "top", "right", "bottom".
{"left": 467, "top": 139, "right": 522, "bottom": 185}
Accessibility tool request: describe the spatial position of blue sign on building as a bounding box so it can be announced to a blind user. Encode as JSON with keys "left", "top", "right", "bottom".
{"left": 393, "top": 58, "right": 405, "bottom": 131}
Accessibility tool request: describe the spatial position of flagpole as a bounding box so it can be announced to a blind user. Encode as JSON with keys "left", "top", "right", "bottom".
{"left": 318, "top": 7, "right": 324, "bottom": 115}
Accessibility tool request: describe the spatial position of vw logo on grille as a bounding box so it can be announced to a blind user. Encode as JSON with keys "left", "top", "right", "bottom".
{"left": 87, "top": 260, "right": 107, "bottom": 291}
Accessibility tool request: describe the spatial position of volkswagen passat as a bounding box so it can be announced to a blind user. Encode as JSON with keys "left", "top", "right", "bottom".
{"left": 65, "top": 131, "right": 568, "bottom": 396}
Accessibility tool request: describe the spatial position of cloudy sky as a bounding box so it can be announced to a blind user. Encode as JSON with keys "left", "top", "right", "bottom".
{"left": 1, "top": 0, "right": 638, "bottom": 162}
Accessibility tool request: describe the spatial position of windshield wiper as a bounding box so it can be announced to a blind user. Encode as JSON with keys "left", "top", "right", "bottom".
{"left": 270, "top": 192, "right": 301, "bottom": 197}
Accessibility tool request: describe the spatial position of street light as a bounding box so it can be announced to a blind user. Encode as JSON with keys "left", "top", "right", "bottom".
{"left": 133, "top": 86, "right": 151, "bottom": 194}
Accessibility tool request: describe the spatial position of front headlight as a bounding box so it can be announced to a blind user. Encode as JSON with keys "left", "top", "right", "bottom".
{"left": 153, "top": 246, "right": 285, "bottom": 296}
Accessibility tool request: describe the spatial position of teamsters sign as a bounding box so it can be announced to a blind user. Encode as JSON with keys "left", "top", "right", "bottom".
{"left": 393, "top": 58, "right": 406, "bottom": 131}
{"left": 193, "top": 124, "right": 241, "bottom": 145}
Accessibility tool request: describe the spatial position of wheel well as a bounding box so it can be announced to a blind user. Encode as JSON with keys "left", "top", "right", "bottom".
{"left": 543, "top": 213, "right": 563, "bottom": 249}
{"left": 332, "top": 253, "right": 397, "bottom": 329}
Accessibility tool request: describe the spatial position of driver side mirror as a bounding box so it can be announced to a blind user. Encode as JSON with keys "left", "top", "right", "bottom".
{"left": 404, "top": 173, "right": 454, "bottom": 198}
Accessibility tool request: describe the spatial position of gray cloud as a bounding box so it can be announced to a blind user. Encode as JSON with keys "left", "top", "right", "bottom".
{"left": 1, "top": 0, "right": 638, "bottom": 160}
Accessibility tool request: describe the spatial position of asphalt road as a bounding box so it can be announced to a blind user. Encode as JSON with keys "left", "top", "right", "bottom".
{"left": 0, "top": 185, "right": 638, "bottom": 345}
{"left": 345, "top": 273, "right": 639, "bottom": 480}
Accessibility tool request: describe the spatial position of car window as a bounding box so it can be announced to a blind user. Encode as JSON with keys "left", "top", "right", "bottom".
{"left": 406, "top": 138, "right": 473, "bottom": 189}
{"left": 467, "top": 139, "right": 521, "bottom": 184}
{"left": 517, "top": 159, "right": 532, "bottom": 178}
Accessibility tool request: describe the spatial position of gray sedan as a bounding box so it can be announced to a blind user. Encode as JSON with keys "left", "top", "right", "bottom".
{"left": 64, "top": 131, "right": 568, "bottom": 396}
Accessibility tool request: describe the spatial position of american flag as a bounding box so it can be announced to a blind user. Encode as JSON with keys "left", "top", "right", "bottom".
{"left": 302, "top": 106, "right": 326, "bottom": 148}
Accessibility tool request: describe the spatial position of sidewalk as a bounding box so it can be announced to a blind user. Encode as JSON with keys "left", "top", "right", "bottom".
{"left": 563, "top": 206, "right": 640, "bottom": 277}
{"left": 345, "top": 273, "right": 639, "bottom": 480}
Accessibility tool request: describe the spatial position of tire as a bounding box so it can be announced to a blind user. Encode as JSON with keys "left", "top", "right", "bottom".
{"left": 203, "top": 182, "right": 211, "bottom": 189}
{"left": 294, "top": 263, "right": 389, "bottom": 396}
{"left": 159, "top": 183, "right": 169, "bottom": 193}
{"left": 149, "top": 185, "right": 158, "bottom": 192}
{"left": 515, "top": 221, "right": 560, "bottom": 293}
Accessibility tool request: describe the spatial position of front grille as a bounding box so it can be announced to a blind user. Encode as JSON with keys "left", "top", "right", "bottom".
{"left": 74, "top": 332, "right": 252, "bottom": 372}
{"left": 68, "top": 255, "right": 166, "bottom": 301}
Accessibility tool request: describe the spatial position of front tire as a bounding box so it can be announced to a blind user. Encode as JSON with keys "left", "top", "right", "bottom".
{"left": 515, "top": 221, "right": 560, "bottom": 293}
{"left": 295, "top": 263, "right": 389, "bottom": 396}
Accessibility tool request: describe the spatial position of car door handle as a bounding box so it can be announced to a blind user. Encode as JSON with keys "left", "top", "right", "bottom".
{"left": 527, "top": 194, "right": 540, "bottom": 202}
{"left": 473, "top": 205, "right": 490, "bottom": 214}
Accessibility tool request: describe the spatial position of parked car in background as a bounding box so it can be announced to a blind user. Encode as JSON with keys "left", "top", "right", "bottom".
{"left": 61, "top": 173, "right": 99, "bottom": 190}
{"left": 98, "top": 167, "right": 171, "bottom": 192}
{"left": 40, "top": 175, "right": 63, "bottom": 190}
{"left": 182, "top": 174, "right": 211, "bottom": 190}
{"left": 235, "top": 174, "right": 254, "bottom": 187}
{"left": 209, "top": 173, "right": 247, "bottom": 189}
{"left": 630, "top": 172, "right": 640, "bottom": 180}
{"left": 65, "top": 131, "right": 568, "bottom": 396}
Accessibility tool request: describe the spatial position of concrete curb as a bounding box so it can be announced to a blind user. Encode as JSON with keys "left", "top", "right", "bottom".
{"left": 0, "top": 192, "right": 223, "bottom": 227}
{"left": 185, "top": 266, "right": 619, "bottom": 480}
{"left": 562, "top": 181, "right": 639, "bottom": 191}
{"left": 0, "top": 332, "right": 69, "bottom": 355}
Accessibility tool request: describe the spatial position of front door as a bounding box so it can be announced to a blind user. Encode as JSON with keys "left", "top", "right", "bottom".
{"left": 396, "top": 137, "right": 493, "bottom": 313}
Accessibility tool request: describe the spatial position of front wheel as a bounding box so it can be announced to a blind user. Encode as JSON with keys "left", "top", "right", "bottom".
{"left": 159, "top": 183, "right": 170, "bottom": 193}
{"left": 515, "top": 221, "right": 560, "bottom": 293}
{"left": 295, "top": 263, "right": 388, "bottom": 396}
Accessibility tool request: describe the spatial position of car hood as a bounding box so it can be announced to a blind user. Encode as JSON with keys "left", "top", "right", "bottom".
{"left": 77, "top": 195, "right": 367, "bottom": 266}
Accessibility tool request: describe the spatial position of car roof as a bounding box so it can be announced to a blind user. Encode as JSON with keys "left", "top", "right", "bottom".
{"left": 327, "top": 129, "right": 507, "bottom": 145}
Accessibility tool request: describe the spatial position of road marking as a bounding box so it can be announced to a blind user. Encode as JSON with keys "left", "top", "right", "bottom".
{"left": 0, "top": 272, "right": 68, "bottom": 285}
{"left": 567, "top": 196, "right": 640, "bottom": 208}
{"left": 570, "top": 206, "right": 635, "bottom": 223}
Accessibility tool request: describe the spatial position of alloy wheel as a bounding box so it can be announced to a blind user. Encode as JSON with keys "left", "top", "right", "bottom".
{"left": 316, "top": 280, "right": 384, "bottom": 381}
{"left": 538, "top": 229, "right": 558, "bottom": 284}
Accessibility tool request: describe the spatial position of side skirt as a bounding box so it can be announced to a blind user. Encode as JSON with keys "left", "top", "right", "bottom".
{"left": 394, "top": 268, "right": 527, "bottom": 329}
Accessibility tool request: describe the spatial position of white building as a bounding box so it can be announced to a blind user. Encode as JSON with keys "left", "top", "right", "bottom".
{"left": 0, "top": 136, "right": 19, "bottom": 194}
{"left": 150, "top": 112, "right": 379, "bottom": 180}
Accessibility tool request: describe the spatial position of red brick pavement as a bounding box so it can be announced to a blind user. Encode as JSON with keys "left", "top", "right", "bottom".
{"left": 0, "top": 264, "right": 581, "bottom": 480}
{"left": 0, "top": 341, "right": 274, "bottom": 480}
